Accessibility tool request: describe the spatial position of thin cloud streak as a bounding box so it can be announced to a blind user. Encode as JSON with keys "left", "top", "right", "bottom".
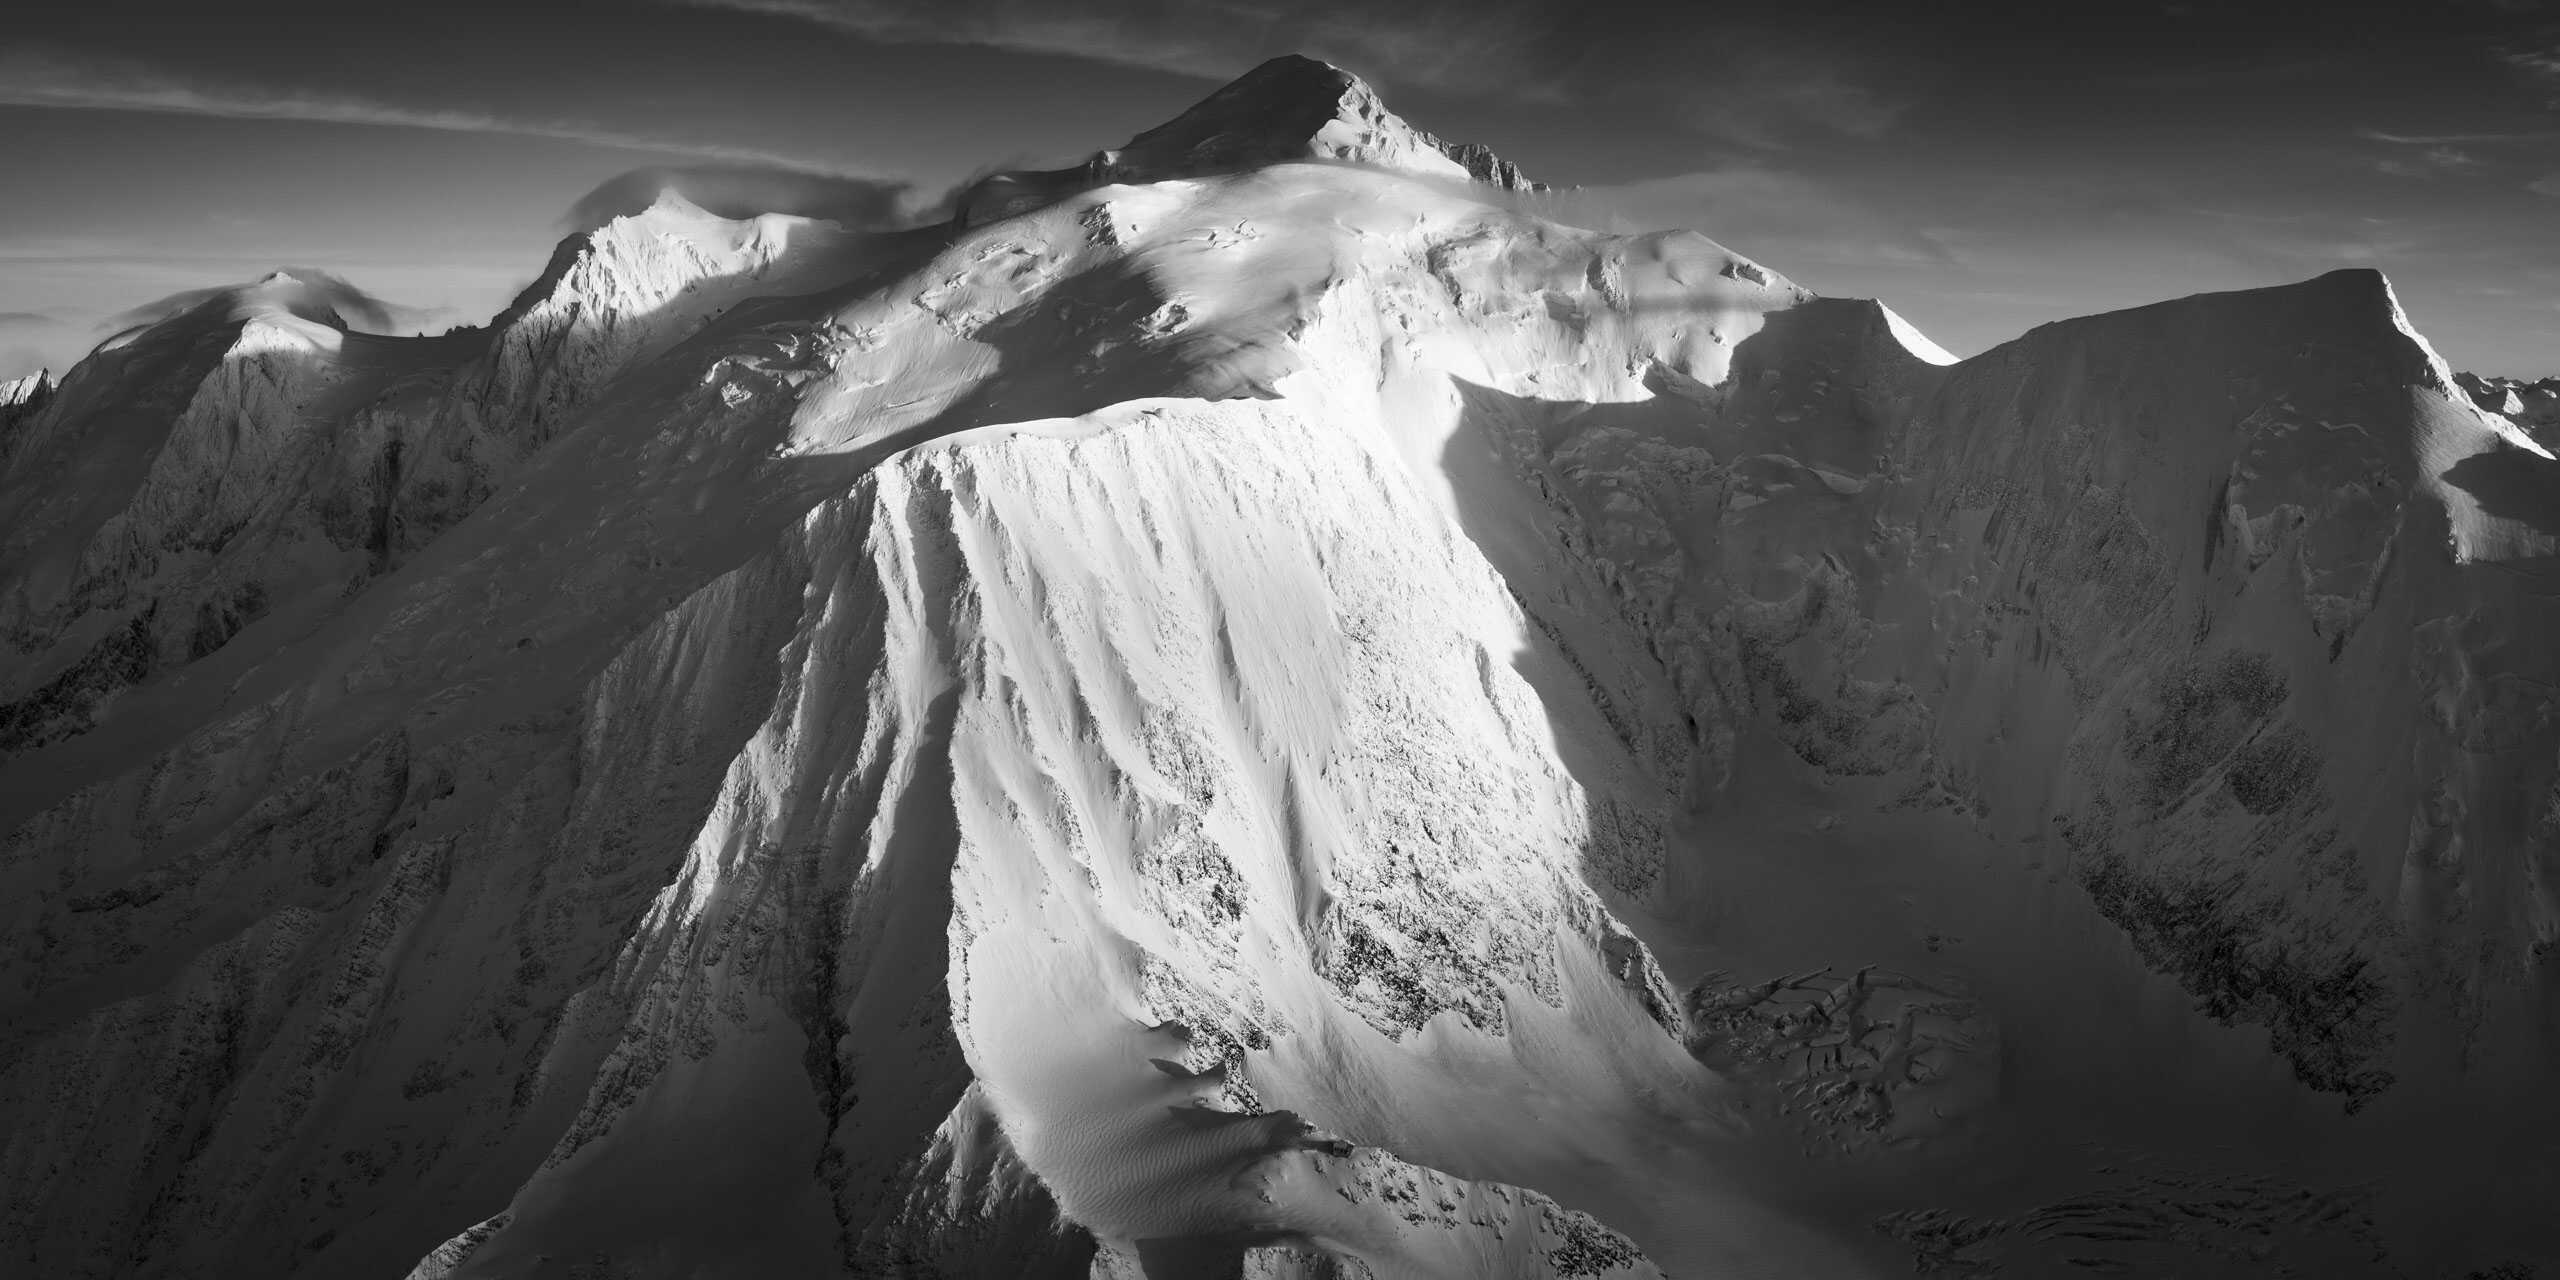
{"left": 2504, "top": 44, "right": 2560, "bottom": 85}
{"left": 559, "top": 164, "right": 924, "bottom": 230}
{"left": 2368, "top": 146, "right": 2485, "bottom": 177}
{"left": 2356, "top": 124, "right": 2560, "bottom": 185}
{"left": 100, "top": 268, "right": 415, "bottom": 335}
{"left": 673, "top": 0, "right": 1897, "bottom": 144}
{"left": 0, "top": 47, "right": 867, "bottom": 177}
{"left": 678, "top": 0, "right": 1249, "bottom": 74}
{"left": 670, "top": 0, "right": 1558, "bottom": 95}
{"left": 2358, "top": 127, "right": 2560, "bottom": 145}
{"left": 1547, "top": 167, "right": 1961, "bottom": 269}
{"left": 1631, "top": 44, "right": 1912, "bottom": 149}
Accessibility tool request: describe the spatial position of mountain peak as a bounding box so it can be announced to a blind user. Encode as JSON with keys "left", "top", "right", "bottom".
{"left": 947, "top": 54, "right": 1543, "bottom": 227}
{"left": 1101, "top": 53, "right": 1543, "bottom": 193}
{"left": 0, "top": 367, "right": 49, "bottom": 408}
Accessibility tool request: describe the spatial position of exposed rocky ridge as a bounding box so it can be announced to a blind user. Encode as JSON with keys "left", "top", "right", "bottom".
{"left": 1, "top": 56, "right": 2555, "bottom": 1280}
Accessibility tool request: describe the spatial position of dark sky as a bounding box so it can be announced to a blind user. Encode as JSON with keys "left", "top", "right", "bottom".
{"left": 3, "top": 0, "right": 2556, "bottom": 377}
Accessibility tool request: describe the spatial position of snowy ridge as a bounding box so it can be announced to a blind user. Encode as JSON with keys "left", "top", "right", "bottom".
{"left": 468, "top": 192, "right": 868, "bottom": 453}
{"left": 2459, "top": 370, "right": 2560, "bottom": 433}
{"left": 1103, "top": 54, "right": 1542, "bottom": 194}
{"left": 957, "top": 55, "right": 1542, "bottom": 228}
{"left": 2, "top": 56, "right": 2558, "bottom": 1280}
{"left": 1879, "top": 302, "right": 1958, "bottom": 366}
{"left": 0, "top": 199, "right": 884, "bottom": 763}
{"left": 0, "top": 368, "right": 47, "bottom": 409}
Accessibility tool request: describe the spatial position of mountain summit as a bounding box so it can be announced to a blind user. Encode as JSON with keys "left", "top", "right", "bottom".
{"left": 2, "top": 55, "right": 2556, "bottom": 1280}
{"left": 1106, "top": 53, "right": 1545, "bottom": 190}
{"left": 956, "top": 55, "right": 1541, "bottom": 225}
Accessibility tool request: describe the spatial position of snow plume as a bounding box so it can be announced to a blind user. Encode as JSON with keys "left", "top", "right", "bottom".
{"left": 562, "top": 160, "right": 1063, "bottom": 233}
{"left": 907, "top": 160, "right": 1042, "bottom": 224}
{"left": 100, "top": 269, "right": 411, "bottom": 335}
{"left": 560, "top": 165, "right": 924, "bottom": 232}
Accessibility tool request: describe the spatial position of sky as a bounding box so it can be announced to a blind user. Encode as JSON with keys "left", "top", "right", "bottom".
{"left": 2, "top": 0, "right": 2557, "bottom": 378}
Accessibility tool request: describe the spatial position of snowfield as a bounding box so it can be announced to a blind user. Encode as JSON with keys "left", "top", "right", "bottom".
{"left": 2, "top": 54, "right": 2556, "bottom": 1279}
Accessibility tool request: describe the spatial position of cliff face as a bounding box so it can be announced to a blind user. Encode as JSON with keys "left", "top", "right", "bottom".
{"left": 1871, "top": 271, "right": 2560, "bottom": 1103}
{"left": 3, "top": 58, "right": 2556, "bottom": 1280}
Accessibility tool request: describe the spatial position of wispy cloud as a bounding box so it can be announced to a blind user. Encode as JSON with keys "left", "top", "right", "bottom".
{"left": 0, "top": 46, "right": 862, "bottom": 176}
{"left": 1550, "top": 167, "right": 1958, "bottom": 269}
{"left": 1296, "top": 4, "right": 1574, "bottom": 102}
{"left": 684, "top": 0, "right": 1261, "bottom": 79}
{"left": 2187, "top": 206, "right": 2318, "bottom": 226}
{"left": 2173, "top": 202, "right": 2432, "bottom": 273}
{"left": 2351, "top": 125, "right": 2552, "bottom": 177}
{"left": 2358, "top": 127, "right": 2560, "bottom": 145}
{"left": 2370, "top": 145, "right": 2486, "bottom": 177}
{"left": 101, "top": 269, "right": 416, "bottom": 336}
{"left": 2109, "top": 51, "right": 2361, "bottom": 92}
{"left": 559, "top": 164, "right": 923, "bottom": 229}
{"left": 673, "top": 0, "right": 1568, "bottom": 97}
{"left": 2504, "top": 42, "right": 2560, "bottom": 93}
{"left": 1638, "top": 46, "right": 1912, "bottom": 149}
{"left": 673, "top": 0, "right": 1899, "bottom": 144}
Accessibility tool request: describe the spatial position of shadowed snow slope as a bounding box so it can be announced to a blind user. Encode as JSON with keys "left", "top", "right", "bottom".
{"left": 2, "top": 57, "right": 2556, "bottom": 1280}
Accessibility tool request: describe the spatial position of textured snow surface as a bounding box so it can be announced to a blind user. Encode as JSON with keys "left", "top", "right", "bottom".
{"left": 4, "top": 57, "right": 2559, "bottom": 1280}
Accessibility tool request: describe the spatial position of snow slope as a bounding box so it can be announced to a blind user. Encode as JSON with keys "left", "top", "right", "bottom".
{"left": 2, "top": 56, "right": 2556, "bottom": 1280}
{"left": 2462, "top": 370, "right": 2560, "bottom": 445}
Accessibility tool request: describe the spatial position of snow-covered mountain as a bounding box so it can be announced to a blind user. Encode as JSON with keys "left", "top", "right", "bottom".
{"left": 3, "top": 54, "right": 2555, "bottom": 1279}
{"left": 2461, "top": 370, "right": 2560, "bottom": 442}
